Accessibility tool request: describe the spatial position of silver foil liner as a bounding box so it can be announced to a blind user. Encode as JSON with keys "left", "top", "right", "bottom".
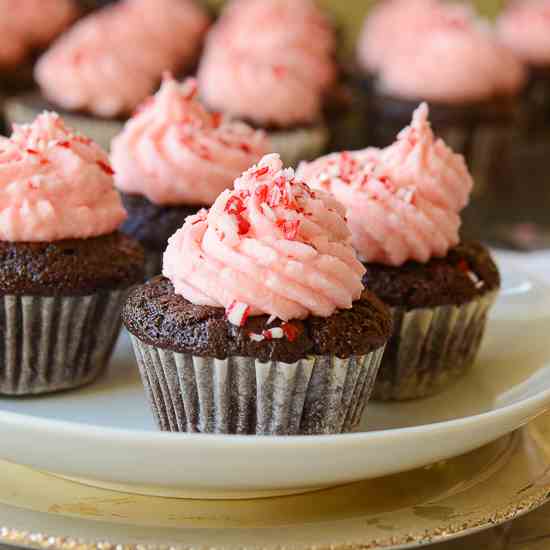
{"left": 5, "top": 94, "right": 124, "bottom": 151}
{"left": 130, "top": 336, "right": 385, "bottom": 435}
{"left": 0, "top": 290, "right": 126, "bottom": 395}
{"left": 373, "top": 291, "right": 498, "bottom": 402}
{"left": 268, "top": 123, "right": 330, "bottom": 168}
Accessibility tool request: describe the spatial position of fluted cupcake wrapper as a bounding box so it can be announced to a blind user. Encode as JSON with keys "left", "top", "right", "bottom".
{"left": 373, "top": 292, "right": 498, "bottom": 402}
{"left": 268, "top": 123, "right": 330, "bottom": 168}
{"left": 0, "top": 291, "right": 126, "bottom": 395}
{"left": 5, "top": 94, "right": 124, "bottom": 152}
{"left": 130, "top": 336, "right": 385, "bottom": 435}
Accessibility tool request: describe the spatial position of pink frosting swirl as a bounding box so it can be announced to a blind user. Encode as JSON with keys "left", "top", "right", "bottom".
{"left": 198, "top": 0, "right": 336, "bottom": 127}
{"left": 357, "top": 0, "right": 474, "bottom": 74}
{"left": 379, "top": 103, "right": 474, "bottom": 212}
{"left": 111, "top": 77, "right": 269, "bottom": 207}
{"left": 0, "top": 112, "right": 126, "bottom": 242}
{"left": 0, "top": 0, "right": 77, "bottom": 69}
{"left": 358, "top": 0, "right": 525, "bottom": 103}
{"left": 497, "top": 0, "right": 550, "bottom": 67}
{"left": 298, "top": 105, "right": 469, "bottom": 266}
{"left": 163, "top": 154, "right": 365, "bottom": 322}
{"left": 35, "top": 0, "right": 210, "bottom": 118}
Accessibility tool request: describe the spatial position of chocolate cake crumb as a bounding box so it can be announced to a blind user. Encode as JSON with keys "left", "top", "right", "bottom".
{"left": 362, "top": 242, "right": 500, "bottom": 310}
{"left": 123, "top": 277, "right": 393, "bottom": 362}
{"left": 0, "top": 232, "right": 144, "bottom": 296}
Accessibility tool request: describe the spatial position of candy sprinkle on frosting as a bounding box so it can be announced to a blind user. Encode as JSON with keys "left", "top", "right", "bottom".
{"left": 0, "top": 112, "right": 126, "bottom": 242}
{"left": 298, "top": 104, "right": 469, "bottom": 266}
{"left": 163, "top": 154, "right": 366, "bottom": 323}
{"left": 111, "top": 76, "right": 269, "bottom": 206}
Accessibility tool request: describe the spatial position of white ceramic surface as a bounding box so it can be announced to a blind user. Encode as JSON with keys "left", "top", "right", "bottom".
{"left": 0, "top": 257, "right": 549, "bottom": 499}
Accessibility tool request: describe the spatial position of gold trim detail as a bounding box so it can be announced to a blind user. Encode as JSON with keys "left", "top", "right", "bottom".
{"left": 0, "top": 487, "right": 549, "bottom": 550}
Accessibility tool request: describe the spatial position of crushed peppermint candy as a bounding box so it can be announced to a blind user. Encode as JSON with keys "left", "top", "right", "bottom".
{"left": 266, "top": 314, "right": 278, "bottom": 326}
{"left": 396, "top": 187, "right": 416, "bottom": 204}
{"left": 226, "top": 301, "right": 251, "bottom": 326}
{"left": 457, "top": 260, "right": 484, "bottom": 289}
{"left": 248, "top": 327, "right": 285, "bottom": 342}
{"left": 248, "top": 322, "right": 300, "bottom": 343}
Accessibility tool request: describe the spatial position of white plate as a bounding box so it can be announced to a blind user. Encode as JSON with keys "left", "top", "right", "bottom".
{"left": 0, "top": 257, "right": 549, "bottom": 499}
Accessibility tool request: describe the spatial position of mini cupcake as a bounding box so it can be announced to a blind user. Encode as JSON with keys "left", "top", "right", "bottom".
{"left": 299, "top": 105, "right": 500, "bottom": 401}
{"left": 0, "top": 112, "right": 144, "bottom": 395}
{"left": 123, "top": 154, "right": 392, "bottom": 435}
{"left": 356, "top": 0, "right": 526, "bottom": 196}
{"left": 0, "top": 0, "right": 77, "bottom": 94}
{"left": 497, "top": 0, "right": 550, "bottom": 134}
{"left": 198, "top": 0, "right": 337, "bottom": 167}
{"left": 111, "top": 76, "right": 269, "bottom": 277}
{"left": 6, "top": 0, "right": 210, "bottom": 149}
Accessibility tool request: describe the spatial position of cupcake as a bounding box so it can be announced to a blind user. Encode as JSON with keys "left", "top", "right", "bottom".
{"left": 0, "top": 0, "right": 77, "bottom": 95}
{"left": 299, "top": 105, "right": 500, "bottom": 401}
{"left": 6, "top": 0, "right": 210, "bottom": 149}
{"left": 0, "top": 112, "right": 144, "bottom": 395}
{"left": 497, "top": 0, "right": 550, "bottom": 134}
{"left": 123, "top": 154, "right": 392, "bottom": 435}
{"left": 356, "top": 0, "right": 526, "bottom": 196}
{"left": 111, "top": 76, "right": 269, "bottom": 277}
{"left": 198, "top": 0, "right": 337, "bottom": 167}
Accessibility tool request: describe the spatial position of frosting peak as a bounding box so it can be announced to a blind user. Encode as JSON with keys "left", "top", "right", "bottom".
{"left": 497, "top": 0, "right": 550, "bottom": 66}
{"left": 163, "top": 154, "right": 366, "bottom": 322}
{"left": 0, "top": 112, "right": 126, "bottom": 242}
{"left": 379, "top": 103, "right": 474, "bottom": 212}
{"left": 298, "top": 105, "right": 470, "bottom": 266}
{"left": 111, "top": 76, "right": 269, "bottom": 206}
{"left": 198, "top": 0, "right": 336, "bottom": 127}
{"left": 35, "top": 0, "right": 210, "bottom": 117}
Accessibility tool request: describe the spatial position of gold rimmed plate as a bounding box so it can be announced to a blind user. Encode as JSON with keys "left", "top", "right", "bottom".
{"left": 0, "top": 410, "right": 550, "bottom": 549}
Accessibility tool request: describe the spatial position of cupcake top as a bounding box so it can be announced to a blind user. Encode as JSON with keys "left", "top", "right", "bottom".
{"left": 357, "top": 0, "right": 473, "bottom": 74}
{"left": 0, "top": 112, "right": 126, "bottom": 242}
{"left": 497, "top": 0, "right": 550, "bottom": 67}
{"left": 111, "top": 77, "right": 269, "bottom": 207}
{"left": 357, "top": 0, "right": 525, "bottom": 103}
{"left": 163, "top": 154, "right": 366, "bottom": 324}
{"left": 35, "top": 0, "right": 210, "bottom": 118}
{"left": 198, "top": 0, "right": 337, "bottom": 127}
{"left": 0, "top": 0, "right": 77, "bottom": 69}
{"left": 298, "top": 104, "right": 472, "bottom": 266}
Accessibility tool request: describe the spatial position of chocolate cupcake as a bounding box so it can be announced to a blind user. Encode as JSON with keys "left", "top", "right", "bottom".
{"left": 0, "top": 112, "right": 144, "bottom": 395}
{"left": 463, "top": 0, "right": 550, "bottom": 247}
{"left": 355, "top": 0, "right": 526, "bottom": 199}
{"left": 123, "top": 154, "right": 392, "bottom": 435}
{"left": 0, "top": 0, "right": 77, "bottom": 95}
{"left": 299, "top": 105, "right": 500, "bottom": 401}
{"left": 6, "top": 0, "right": 210, "bottom": 149}
{"left": 197, "top": 0, "right": 337, "bottom": 167}
{"left": 498, "top": 0, "right": 550, "bottom": 134}
{"left": 111, "top": 76, "right": 269, "bottom": 278}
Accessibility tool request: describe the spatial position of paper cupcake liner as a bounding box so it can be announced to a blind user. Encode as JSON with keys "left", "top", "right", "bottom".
{"left": 373, "top": 292, "right": 498, "bottom": 401}
{"left": 0, "top": 290, "right": 126, "bottom": 395}
{"left": 5, "top": 93, "right": 124, "bottom": 151}
{"left": 130, "top": 336, "right": 385, "bottom": 435}
{"left": 267, "top": 123, "right": 330, "bottom": 168}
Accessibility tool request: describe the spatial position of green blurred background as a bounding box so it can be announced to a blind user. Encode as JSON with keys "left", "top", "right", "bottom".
{"left": 208, "top": 0, "right": 505, "bottom": 51}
